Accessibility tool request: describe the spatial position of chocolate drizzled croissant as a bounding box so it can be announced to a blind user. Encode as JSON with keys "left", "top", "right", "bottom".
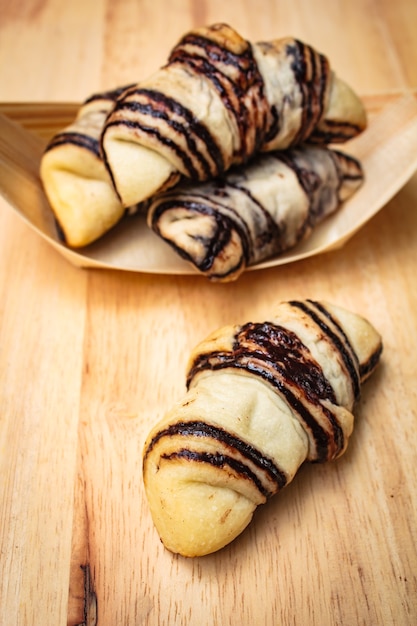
{"left": 40, "top": 85, "right": 135, "bottom": 247}
{"left": 143, "top": 300, "right": 382, "bottom": 557}
{"left": 148, "top": 146, "right": 364, "bottom": 281}
{"left": 102, "top": 23, "right": 367, "bottom": 207}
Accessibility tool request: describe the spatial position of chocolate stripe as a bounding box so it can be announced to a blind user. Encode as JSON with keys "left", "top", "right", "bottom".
{"left": 227, "top": 180, "right": 283, "bottom": 249}
{"left": 187, "top": 322, "right": 346, "bottom": 461}
{"left": 291, "top": 41, "right": 315, "bottom": 143}
{"left": 299, "top": 300, "right": 361, "bottom": 400}
{"left": 151, "top": 175, "right": 285, "bottom": 274}
{"left": 359, "top": 342, "right": 383, "bottom": 381}
{"left": 105, "top": 117, "right": 201, "bottom": 179}
{"left": 331, "top": 150, "right": 364, "bottom": 182}
{"left": 309, "top": 121, "right": 365, "bottom": 144}
{"left": 45, "top": 132, "right": 100, "bottom": 157}
{"left": 112, "top": 88, "right": 224, "bottom": 178}
{"left": 121, "top": 90, "right": 215, "bottom": 177}
{"left": 287, "top": 40, "right": 329, "bottom": 145}
{"left": 169, "top": 32, "right": 268, "bottom": 159}
{"left": 170, "top": 43, "right": 241, "bottom": 106}
{"left": 83, "top": 83, "right": 135, "bottom": 105}
{"left": 160, "top": 448, "right": 271, "bottom": 499}
{"left": 188, "top": 348, "right": 335, "bottom": 462}
{"left": 270, "top": 151, "right": 319, "bottom": 204}
{"left": 235, "top": 322, "right": 337, "bottom": 403}
{"left": 151, "top": 197, "right": 249, "bottom": 272}
{"left": 143, "top": 420, "right": 288, "bottom": 493}
{"left": 170, "top": 32, "right": 252, "bottom": 74}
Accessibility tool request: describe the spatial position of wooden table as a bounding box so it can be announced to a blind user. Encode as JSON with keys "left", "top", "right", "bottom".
{"left": 1, "top": 1, "right": 416, "bottom": 624}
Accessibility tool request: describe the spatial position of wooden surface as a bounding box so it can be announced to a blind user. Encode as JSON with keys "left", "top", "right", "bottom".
{"left": 0, "top": 1, "right": 416, "bottom": 624}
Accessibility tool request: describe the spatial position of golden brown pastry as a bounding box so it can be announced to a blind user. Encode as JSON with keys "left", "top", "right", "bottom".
{"left": 147, "top": 146, "right": 363, "bottom": 281}
{"left": 40, "top": 84, "right": 134, "bottom": 247}
{"left": 143, "top": 300, "right": 382, "bottom": 557}
{"left": 102, "top": 23, "right": 367, "bottom": 207}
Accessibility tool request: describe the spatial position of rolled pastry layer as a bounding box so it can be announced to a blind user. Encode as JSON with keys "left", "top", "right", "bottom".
{"left": 102, "top": 23, "right": 367, "bottom": 207}
{"left": 148, "top": 146, "right": 364, "bottom": 281}
{"left": 143, "top": 300, "right": 382, "bottom": 557}
{"left": 40, "top": 85, "right": 134, "bottom": 247}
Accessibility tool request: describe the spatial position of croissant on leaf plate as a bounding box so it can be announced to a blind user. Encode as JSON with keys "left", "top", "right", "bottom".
{"left": 102, "top": 23, "right": 367, "bottom": 208}
{"left": 40, "top": 23, "right": 367, "bottom": 249}
{"left": 147, "top": 145, "right": 364, "bottom": 281}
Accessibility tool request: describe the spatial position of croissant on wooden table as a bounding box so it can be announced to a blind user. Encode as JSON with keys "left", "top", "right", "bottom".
{"left": 102, "top": 23, "right": 367, "bottom": 208}
{"left": 40, "top": 85, "right": 135, "bottom": 247}
{"left": 147, "top": 145, "right": 364, "bottom": 281}
{"left": 142, "top": 300, "right": 382, "bottom": 557}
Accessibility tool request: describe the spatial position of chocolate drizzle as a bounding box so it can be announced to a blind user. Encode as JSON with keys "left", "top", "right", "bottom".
{"left": 359, "top": 342, "right": 383, "bottom": 381}
{"left": 43, "top": 84, "right": 136, "bottom": 158}
{"left": 285, "top": 40, "right": 330, "bottom": 145}
{"left": 150, "top": 195, "right": 250, "bottom": 272}
{"left": 187, "top": 320, "right": 346, "bottom": 461}
{"left": 101, "top": 24, "right": 274, "bottom": 184}
{"left": 290, "top": 300, "right": 361, "bottom": 400}
{"left": 309, "top": 120, "right": 366, "bottom": 144}
{"left": 149, "top": 174, "right": 285, "bottom": 277}
{"left": 168, "top": 30, "right": 269, "bottom": 162}
{"left": 45, "top": 132, "right": 100, "bottom": 157}
{"left": 106, "top": 87, "right": 224, "bottom": 179}
{"left": 161, "top": 450, "right": 271, "bottom": 499}
{"left": 148, "top": 146, "right": 363, "bottom": 281}
{"left": 144, "top": 420, "right": 288, "bottom": 498}
{"left": 83, "top": 83, "right": 135, "bottom": 106}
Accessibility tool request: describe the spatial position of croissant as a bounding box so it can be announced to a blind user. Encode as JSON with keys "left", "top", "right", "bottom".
{"left": 102, "top": 23, "right": 367, "bottom": 207}
{"left": 147, "top": 146, "right": 363, "bottom": 281}
{"left": 142, "top": 300, "right": 382, "bottom": 557}
{"left": 40, "top": 84, "right": 135, "bottom": 247}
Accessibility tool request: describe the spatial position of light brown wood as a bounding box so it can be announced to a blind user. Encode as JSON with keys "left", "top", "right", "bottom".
{"left": 0, "top": 2, "right": 416, "bottom": 625}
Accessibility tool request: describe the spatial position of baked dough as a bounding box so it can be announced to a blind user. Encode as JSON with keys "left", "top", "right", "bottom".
{"left": 142, "top": 300, "right": 382, "bottom": 557}
{"left": 40, "top": 24, "right": 367, "bottom": 247}
{"left": 102, "top": 23, "right": 367, "bottom": 207}
{"left": 147, "top": 146, "right": 363, "bottom": 281}
{"left": 40, "top": 85, "right": 134, "bottom": 247}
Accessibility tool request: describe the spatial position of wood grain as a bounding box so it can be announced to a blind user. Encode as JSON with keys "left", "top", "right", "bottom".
{"left": 0, "top": 2, "right": 417, "bottom": 625}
